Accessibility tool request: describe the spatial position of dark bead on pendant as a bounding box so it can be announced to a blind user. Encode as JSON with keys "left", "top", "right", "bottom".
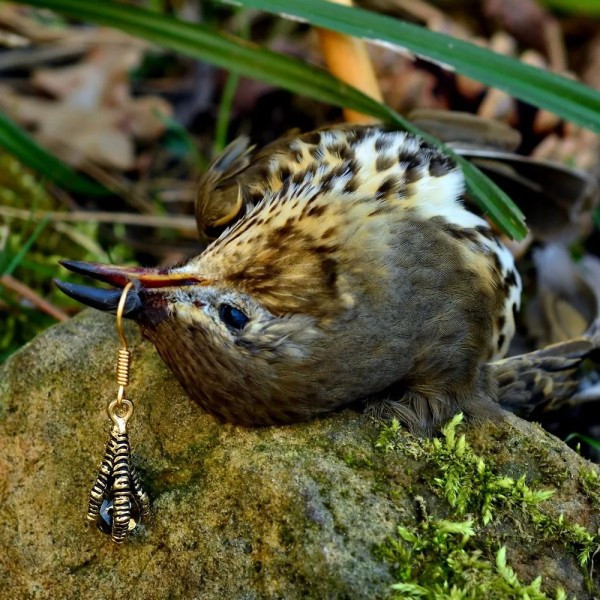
{"left": 97, "top": 496, "right": 142, "bottom": 536}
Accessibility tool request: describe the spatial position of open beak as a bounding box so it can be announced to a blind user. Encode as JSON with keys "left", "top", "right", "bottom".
{"left": 55, "top": 259, "right": 201, "bottom": 317}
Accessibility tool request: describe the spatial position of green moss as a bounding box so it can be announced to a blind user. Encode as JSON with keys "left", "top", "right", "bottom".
{"left": 375, "top": 418, "right": 403, "bottom": 453}
{"left": 344, "top": 452, "right": 374, "bottom": 469}
{"left": 375, "top": 415, "right": 600, "bottom": 598}
{"left": 578, "top": 465, "right": 600, "bottom": 506}
{"left": 378, "top": 516, "right": 569, "bottom": 600}
{"left": 428, "top": 415, "right": 554, "bottom": 526}
{"left": 521, "top": 439, "right": 570, "bottom": 487}
{"left": 0, "top": 152, "right": 53, "bottom": 213}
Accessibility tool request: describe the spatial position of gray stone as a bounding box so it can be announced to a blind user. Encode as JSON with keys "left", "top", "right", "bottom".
{"left": 0, "top": 310, "right": 598, "bottom": 599}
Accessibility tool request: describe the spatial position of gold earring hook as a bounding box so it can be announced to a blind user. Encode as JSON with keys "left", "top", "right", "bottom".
{"left": 116, "top": 281, "right": 134, "bottom": 349}
{"left": 114, "top": 281, "right": 134, "bottom": 412}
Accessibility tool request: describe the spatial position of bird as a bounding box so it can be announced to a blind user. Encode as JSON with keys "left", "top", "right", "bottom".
{"left": 56, "top": 123, "right": 595, "bottom": 434}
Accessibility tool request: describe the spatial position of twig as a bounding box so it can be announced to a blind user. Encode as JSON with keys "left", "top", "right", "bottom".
{"left": 0, "top": 30, "right": 29, "bottom": 49}
{"left": 41, "top": 138, "right": 156, "bottom": 215}
{"left": 0, "top": 274, "right": 69, "bottom": 322}
{"left": 543, "top": 18, "right": 567, "bottom": 73}
{"left": 0, "top": 205, "right": 197, "bottom": 231}
{"left": 377, "top": 0, "right": 445, "bottom": 25}
{"left": 0, "top": 41, "right": 87, "bottom": 71}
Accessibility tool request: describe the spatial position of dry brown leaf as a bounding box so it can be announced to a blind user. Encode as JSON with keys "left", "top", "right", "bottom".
{"left": 0, "top": 29, "right": 172, "bottom": 170}
{"left": 368, "top": 45, "right": 442, "bottom": 113}
{"left": 533, "top": 127, "right": 600, "bottom": 174}
{"left": 33, "top": 41, "right": 142, "bottom": 106}
{"left": 0, "top": 4, "right": 66, "bottom": 43}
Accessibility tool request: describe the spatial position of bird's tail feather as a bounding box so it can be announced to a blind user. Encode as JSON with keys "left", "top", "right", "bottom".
{"left": 493, "top": 337, "right": 595, "bottom": 417}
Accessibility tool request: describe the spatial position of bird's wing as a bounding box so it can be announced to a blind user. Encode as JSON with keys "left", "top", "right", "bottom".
{"left": 410, "top": 109, "right": 598, "bottom": 242}
{"left": 195, "top": 130, "right": 309, "bottom": 243}
{"left": 195, "top": 136, "right": 255, "bottom": 242}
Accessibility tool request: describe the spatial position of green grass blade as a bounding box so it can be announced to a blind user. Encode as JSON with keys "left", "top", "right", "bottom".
{"left": 14, "top": 0, "right": 385, "bottom": 117}
{"left": 458, "top": 158, "right": 526, "bottom": 237}
{"left": 12, "top": 0, "right": 526, "bottom": 238}
{"left": 565, "top": 433, "right": 600, "bottom": 451}
{"left": 237, "top": 0, "right": 600, "bottom": 135}
{"left": 540, "top": 0, "right": 600, "bottom": 16}
{"left": 1, "top": 215, "right": 51, "bottom": 277}
{"left": 0, "top": 111, "right": 107, "bottom": 196}
{"left": 215, "top": 71, "right": 241, "bottom": 152}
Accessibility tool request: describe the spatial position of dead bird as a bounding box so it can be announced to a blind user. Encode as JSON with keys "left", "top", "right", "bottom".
{"left": 56, "top": 123, "right": 596, "bottom": 433}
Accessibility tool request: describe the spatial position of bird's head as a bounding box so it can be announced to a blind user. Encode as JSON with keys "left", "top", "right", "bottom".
{"left": 55, "top": 186, "right": 374, "bottom": 425}
{"left": 56, "top": 253, "right": 341, "bottom": 426}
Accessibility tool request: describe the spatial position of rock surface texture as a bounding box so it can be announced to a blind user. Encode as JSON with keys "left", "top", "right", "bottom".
{"left": 0, "top": 311, "right": 599, "bottom": 599}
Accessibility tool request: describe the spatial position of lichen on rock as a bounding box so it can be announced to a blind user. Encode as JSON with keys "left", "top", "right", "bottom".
{"left": 0, "top": 310, "right": 598, "bottom": 599}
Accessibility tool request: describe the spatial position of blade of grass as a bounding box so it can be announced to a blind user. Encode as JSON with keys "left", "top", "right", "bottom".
{"left": 0, "top": 111, "right": 107, "bottom": 196}
{"left": 540, "top": 0, "right": 600, "bottom": 16}
{"left": 458, "top": 158, "right": 525, "bottom": 235}
{"left": 237, "top": 0, "right": 600, "bottom": 135}
{"left": 14, "top": 0, "right": 390, "bottom": 118}
{"left": 215, "top": 9, "right": 250, "bottom": 152}
{"left": 1, "top": 215, "right": 51, "bottom": 277}
{"left": 12, "top": 0, "right": 526, "bottom": 237}
{"left": 565, "top": 433, "right": 600, "bottom": 451}
{"left": 0, "top": 205, "right": 197, "bottom": 231}
{"left": 214, "top": 71, "right": 241, "bottom": 152}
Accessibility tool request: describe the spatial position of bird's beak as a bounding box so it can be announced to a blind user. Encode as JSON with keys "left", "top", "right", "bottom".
{"left": 55, "top": 259, "right": 202, "bottom": 317}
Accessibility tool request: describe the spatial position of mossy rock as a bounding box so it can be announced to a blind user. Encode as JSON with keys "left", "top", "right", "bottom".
{"left": 0, "top": 310, "right": 598, "bottom": 599}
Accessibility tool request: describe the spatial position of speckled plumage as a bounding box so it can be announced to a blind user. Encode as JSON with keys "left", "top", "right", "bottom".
{"left": 137, "top": 125, "right": 522, "bottom": 432}
{"left": 57, "top": 124, "right": 598, "bottom": 433}
{"left": 195, "top": 127, "right": 521, "bottom": 361}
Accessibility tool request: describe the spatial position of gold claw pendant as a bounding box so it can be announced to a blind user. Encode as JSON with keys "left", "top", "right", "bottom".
{"left": 87, "top": 282, "right": 150, "bottom": 543}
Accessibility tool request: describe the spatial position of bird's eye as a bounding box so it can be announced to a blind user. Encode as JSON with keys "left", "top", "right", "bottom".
{"left": 218, "top": 304, "right": 249, "bottom": 331}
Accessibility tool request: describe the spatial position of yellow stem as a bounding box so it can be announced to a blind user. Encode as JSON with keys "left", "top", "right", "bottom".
{"left": 317, "top": 0, "right": 383, "bottom": 123}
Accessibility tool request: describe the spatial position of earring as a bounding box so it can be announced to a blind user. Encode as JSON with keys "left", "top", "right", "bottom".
{"left": 86, "top": 281, "right": 150, "bottom": 543}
